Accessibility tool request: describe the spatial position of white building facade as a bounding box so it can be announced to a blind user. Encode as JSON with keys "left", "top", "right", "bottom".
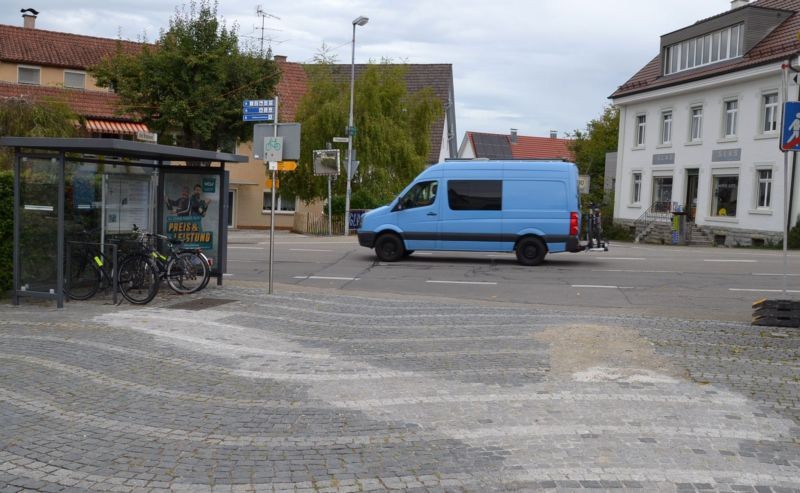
{"left": 611, "top": 0, "right": 800, "bottom": 246}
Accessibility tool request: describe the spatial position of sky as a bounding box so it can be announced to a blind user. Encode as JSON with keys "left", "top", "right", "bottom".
{"left": 2, "top": 0, "right": 733, "bottom": 144}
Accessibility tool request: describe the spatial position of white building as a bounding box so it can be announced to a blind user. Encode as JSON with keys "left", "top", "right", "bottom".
{"left": 611, "top": 0, "right": 800, "bottom": 246}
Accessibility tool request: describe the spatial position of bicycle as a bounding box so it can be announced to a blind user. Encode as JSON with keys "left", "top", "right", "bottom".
{"left": 117, "top": 226, "right": 210, "bottom": 305}
{"left": 64, "top": 229, "right": 127, "bottom": 301}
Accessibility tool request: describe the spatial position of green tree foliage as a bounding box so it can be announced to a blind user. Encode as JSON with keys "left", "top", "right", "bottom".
{"left": 0, "top": 98, "right": 81, "bottom": 170}
{"left": 568, "top": 105, "right": 619, "bottom": 205}
{"left": 281, "top": 62, "right": 442, "bottom": 207}
{"left": 91, "top": 0, "right": 280, "bottom": 151}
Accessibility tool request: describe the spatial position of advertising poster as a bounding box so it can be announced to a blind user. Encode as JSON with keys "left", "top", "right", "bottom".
{"left": 162, "top": 173, "right": 220, "bottom": 263}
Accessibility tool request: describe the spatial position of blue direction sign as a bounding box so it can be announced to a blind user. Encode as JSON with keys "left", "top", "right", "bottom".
{"left": 781, "top": 101, "right": 800, "bottom": 151}
{"left": 242, "top": 99, "right": 275, "bottom": 122}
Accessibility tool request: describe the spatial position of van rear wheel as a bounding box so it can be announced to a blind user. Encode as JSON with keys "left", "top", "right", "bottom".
{"left": 516, "top": 237, "right": 546, "bottom": 266}
{"left": 375, "top": 234, "right": 404, "bottom": 262}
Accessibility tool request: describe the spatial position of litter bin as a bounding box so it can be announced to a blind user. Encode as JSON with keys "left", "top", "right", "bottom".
{"left": 672, "top": 210, "right": 688, "bottom": 245}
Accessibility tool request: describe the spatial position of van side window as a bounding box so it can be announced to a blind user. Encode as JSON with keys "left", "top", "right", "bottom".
{"left": 398, "top": 180, "right": 438, "bottom": 209}
{"left": 447, "top": 180, "right": 502, "bottom": 211}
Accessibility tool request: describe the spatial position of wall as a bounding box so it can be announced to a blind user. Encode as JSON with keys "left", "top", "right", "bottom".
{"left": 0, "top": 62, "right": 107, "bottom": 91}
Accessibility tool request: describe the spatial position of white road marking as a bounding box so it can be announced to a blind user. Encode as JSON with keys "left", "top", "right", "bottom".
{"left": 593, "top": 269, "right": 676, "bottom": 274}
{"left": 426, "top": 280, "right": 498, "bottom": 286}
{"left": 293, "top": 275, "right": 360, "bottom": 281}
{"left": 602, "top": 257, "right": 646, "bottom": 261}
{"left": 752, "top": 273, "right": 800, "bottom": 277}
{"left": 729, "top": 288, "right": 800, "bottom": 293}
{"left": 571, "top": 284, "right": 634, "bottom": 290}
{"left": 228, "top": 246, "right": 264, "bottom": 250}
{"left": 222, "top": 273, "right": 234, "bottom": 277}
{"left": 289, "top": 248, "right": 334, "bottom": 252}
{"left": 704, "top": 259, "right": 757, "bottom": 263}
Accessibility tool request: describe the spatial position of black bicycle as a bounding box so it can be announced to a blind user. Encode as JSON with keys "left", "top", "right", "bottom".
{"left": 117, "top": 227, "right": 210, "bottom": 304}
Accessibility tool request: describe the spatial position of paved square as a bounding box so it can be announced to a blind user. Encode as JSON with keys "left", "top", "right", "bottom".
{"left": 1, "top": 284, "right": 798, "bottom": 492}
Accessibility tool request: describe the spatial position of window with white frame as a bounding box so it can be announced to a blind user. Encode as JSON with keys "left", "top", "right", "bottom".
{"left": 263, "top": 190, "right": 296, "bottom": 212}
{"left": 663, "top": 23, "right": 743, "bottom": 75}
{"left": 756, "top": 169, "right": 773, "bottom": 209}
{"left": 661, "top": 110, "right": 672, "bottom": 145}
{"left": 723, "top": 99, "right": 738, "bottom": 138}
{"left": 635, "top": 114, "right": 646, "bottom": 147}
{"left": 762, "top": 93, "right": 778, "bottom": 133}
{"left": 711, "top": 174, "right": 738, "bottom": 217}
{"left": 690, "top": 105, "right": 703, "bottom": 142}
{"left": 632, "top": 172, "right": 642, "bottom": 204}
{"left": 64, "top": 71, "right": 86, "bottom": 89}
{"left": 18, "top": 66, "right": 40, "bottom": 85}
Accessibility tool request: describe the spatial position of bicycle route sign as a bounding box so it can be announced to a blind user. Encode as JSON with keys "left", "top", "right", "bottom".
{"left": 264, "top": 136, "right": 283, "bottom": 163}
{"left": 242, "top": 99, "right": 275, "bottom": 122}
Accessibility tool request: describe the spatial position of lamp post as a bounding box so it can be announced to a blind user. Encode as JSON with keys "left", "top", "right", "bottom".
{"left": 344, "top": 15, "right": 368, "bottom": 236}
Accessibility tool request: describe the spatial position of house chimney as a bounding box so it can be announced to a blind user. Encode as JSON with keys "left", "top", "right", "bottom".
{"left": 730, "top": 0, "right": 748, "bottom": 9}
{"left": 550, "top": 130, "right": 558, "bottom": 139}
{"left": 20, "top": 8, "right": 39, "bottom": 29}
{"left": 273, "top": 55, "right": 287, "bottom": 63}
{"left": 510, "top": 128, "right": 518, "bottom": 144}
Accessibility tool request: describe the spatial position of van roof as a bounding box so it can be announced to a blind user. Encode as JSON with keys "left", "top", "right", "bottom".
{"left": 425, "top": 159, "right": 577, "bottom": 174}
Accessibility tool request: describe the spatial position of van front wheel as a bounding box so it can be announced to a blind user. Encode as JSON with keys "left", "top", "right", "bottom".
{"left": 375, "top": 234, "right": 405, "bottom": 262}
{"left": 516, "top": 237, "right": 546, "bottom": 266}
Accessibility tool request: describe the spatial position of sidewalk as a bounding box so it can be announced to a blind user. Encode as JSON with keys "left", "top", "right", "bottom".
{"left": 1, "top": 283, "right": 798, "bottom": 492}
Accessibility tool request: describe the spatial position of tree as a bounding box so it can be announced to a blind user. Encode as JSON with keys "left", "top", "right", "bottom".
{"left": 568, "top": 105, "right": 619, "bottom": 205}
{"left": 91, "top": 0, "right": 280, "bottom": 151}
{"left": 0, "top": 97, "right": 81, "bottom": 170}
{"left": 281, "top": 62, "right": 442, "bottom": 208}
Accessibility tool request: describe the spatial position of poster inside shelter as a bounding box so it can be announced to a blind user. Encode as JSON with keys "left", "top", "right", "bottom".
{"left": 162, "top": 173, "right": 219, "bottom": 262}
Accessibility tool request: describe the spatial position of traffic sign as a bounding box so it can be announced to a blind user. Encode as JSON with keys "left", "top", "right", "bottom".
{"left": 781, "top": 101, "right": 800, "bottom": 151}
{"left": 332, "top": 136, "right": 350, "bottom": 143}
{"left": 242, "top": 99, "right": 275, "bottom": 122}
{"left": 277, "top": 161, "right": 297, "bottom": 171}
{"left": 264, "top": 136, "right": 283, "bottom": 162}
{"left": 313, "top": 149, "right": 340, "bottom": 176}
{"left": 243, "top": 113, "right": 274, "bottom": 122}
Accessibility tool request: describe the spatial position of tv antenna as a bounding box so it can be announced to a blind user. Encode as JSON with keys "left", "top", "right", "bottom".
{"left": 255, "top": 5, "right": 280, "bottom": 59}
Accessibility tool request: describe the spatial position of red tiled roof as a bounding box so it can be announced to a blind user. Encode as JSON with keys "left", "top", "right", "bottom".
{"left": 466, "top": 131, "right": 575, "bottom": 161}
{"left": 611, "top": 0, "right": 800, "bottom": 99}
{"left": 275, "top": 61, "right": 308, "bottom": 122}
{"left": 511, "top": 135, "right": 574, "bottom": 161}
{"left": 0, "top": 81, "right": 123, "bottom": 119}
{"left": 0, "top": 24, "right": 146, "bottom": 70}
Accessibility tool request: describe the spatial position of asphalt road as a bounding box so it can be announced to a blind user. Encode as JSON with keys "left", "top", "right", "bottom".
{"left": 225, "top": 230, "right": 800, "bottom": 322}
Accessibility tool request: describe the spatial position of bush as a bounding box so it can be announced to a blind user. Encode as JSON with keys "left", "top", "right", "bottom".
{"left": 789, "top": 216, "right": 800, "bottom": 249}
{"left": 0, "top": 171, "right": 12, "bottom": 296}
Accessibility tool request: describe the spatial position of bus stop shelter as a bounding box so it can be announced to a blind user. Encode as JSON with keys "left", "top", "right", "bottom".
{"left": 1, "top": 137, "right": 248, "bottom": 307}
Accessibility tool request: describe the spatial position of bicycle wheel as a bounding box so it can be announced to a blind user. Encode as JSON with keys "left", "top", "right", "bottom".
{"left": 118, "top": 254, "right": 159, "bottom": 304}
{"left": 64, "top": 252, "right": 101, "bottom": 300}
{"left": 166, "top": 252, "right": 208, "bottom": 294}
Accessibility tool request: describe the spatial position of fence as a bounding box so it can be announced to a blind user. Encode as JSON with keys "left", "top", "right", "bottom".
{"left": 292, "top": 210, "right": 369, "bottom": 236}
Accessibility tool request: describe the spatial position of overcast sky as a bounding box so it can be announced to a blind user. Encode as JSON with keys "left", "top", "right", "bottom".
{"left": 3, "top": 1, "right": 733, "bottom": 143}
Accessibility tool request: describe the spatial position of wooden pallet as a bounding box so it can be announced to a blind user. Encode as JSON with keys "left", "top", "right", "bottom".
{"left": 752, "top": 298, "right": 800, "bottom": 328}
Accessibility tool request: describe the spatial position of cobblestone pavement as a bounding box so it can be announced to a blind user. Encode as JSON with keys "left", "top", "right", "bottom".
{"left": 0, "top": 283, "right": 798, "bottom": 492}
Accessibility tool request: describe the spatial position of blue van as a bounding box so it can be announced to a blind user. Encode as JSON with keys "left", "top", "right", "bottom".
{"left": 357, "top": 160, "right": 585, "bottom": 266}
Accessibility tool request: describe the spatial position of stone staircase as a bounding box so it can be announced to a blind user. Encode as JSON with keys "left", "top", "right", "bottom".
{"left": 636, "top": 220, "right": 714, "bottom": 246}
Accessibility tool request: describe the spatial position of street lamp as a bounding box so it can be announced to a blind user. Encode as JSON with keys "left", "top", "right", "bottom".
{"left": 344, "top": 15, "right": 368, "bottom": 236}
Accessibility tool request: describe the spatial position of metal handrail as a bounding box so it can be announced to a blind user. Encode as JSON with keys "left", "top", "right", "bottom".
{"left": 633, "top": 201, "right": 676, "bottom": 243}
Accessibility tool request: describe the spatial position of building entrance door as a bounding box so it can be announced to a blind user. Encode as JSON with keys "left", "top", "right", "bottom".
{"left": 652, "top": 176, "right": 673, "bottom": 212}
{"left": 685, "top": 170, "right": 699, "bottom": 221}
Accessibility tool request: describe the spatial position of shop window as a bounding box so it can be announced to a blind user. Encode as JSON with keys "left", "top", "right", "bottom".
{"left": 711, "top": 175, "right": 738, "bottom": 217}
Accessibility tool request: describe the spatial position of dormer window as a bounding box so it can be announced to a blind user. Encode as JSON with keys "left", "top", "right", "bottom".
{"left": 664, "top": 23, "right": 743, "bottom": 75}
